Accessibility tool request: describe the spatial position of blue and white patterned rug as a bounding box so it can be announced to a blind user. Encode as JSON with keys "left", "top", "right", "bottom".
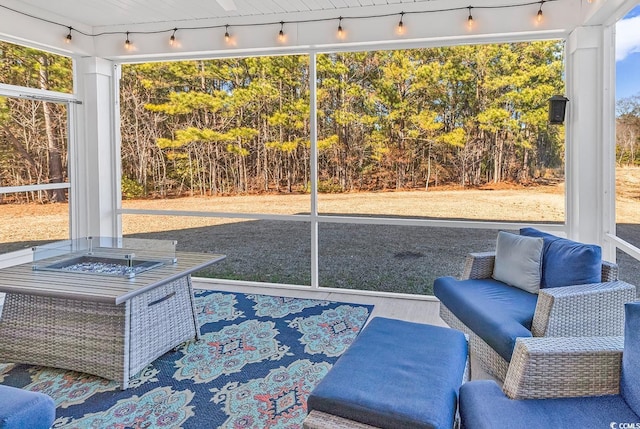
{"left": 0, "top": 290, "right": 373, "bottom": 428}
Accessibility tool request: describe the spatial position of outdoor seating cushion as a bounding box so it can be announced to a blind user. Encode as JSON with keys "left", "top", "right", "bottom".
{"left": 307, "top": 317, "right": 468, "bottom": 429}
{"left": 492, "top": 231, "right": 543, "bottom": 294}
{"left": 0, "top": 385, "right": 56, "bottom": 429}
{"left": 519, "top": 227, "right": 602, "bottom": 288}
{"left": 458, "top": 302, "right": 640, "bottom": 429}
{"left": 459, "top": 380, "right": 639, "bottom": 429}
{"left": 434, "top": 277, "right": 537, "bottom": 361}
{"left": 621, "top": 301, "right": 640, "bottom": 416}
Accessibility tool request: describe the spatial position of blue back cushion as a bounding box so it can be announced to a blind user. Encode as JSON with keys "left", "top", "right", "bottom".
{"left": 519, "top": 228, "right": 602, "bottom": 288}
{"left": 434, "top": 277, "right": 537, "bottom": 361}
{"left": 621, "top": 302, "right": 640, "bottom": 416}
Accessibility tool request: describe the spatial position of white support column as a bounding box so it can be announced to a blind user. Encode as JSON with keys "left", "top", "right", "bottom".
{"left": 309, "top": 52, "right": 319, "bottom": 289}
{"left": 72, "top": 57, "right": 119, "bottom": 239}
{"left": 565, "top": 25, "right": 615, "bottom": 257}
{"left": 601, "top": 24, "right": 618, "bottom": 263}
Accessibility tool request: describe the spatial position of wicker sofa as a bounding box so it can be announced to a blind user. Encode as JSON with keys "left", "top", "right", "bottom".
{"left": 458, "top": 301, "right": 640, "bottom": 428}
{"left": 434, "top": 228, "right": 637, "bottom": 381}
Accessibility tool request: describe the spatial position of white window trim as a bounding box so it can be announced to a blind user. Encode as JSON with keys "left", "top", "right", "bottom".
{"left": 0, "top": 77, "right": 78, "bottom": 265}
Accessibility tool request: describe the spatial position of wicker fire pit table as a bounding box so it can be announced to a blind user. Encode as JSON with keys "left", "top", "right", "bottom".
{"left": 0, "top": 238, "right": 225, "bottom": 389}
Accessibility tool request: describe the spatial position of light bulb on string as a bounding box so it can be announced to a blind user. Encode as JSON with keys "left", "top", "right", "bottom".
{"left": 536, "top": 1, "right": 544, "bottom": 23}
{"left": 224, "top": 24, "right": 231, "bottom": 43}
{"left": 397, "top": 12, "right": 405, "bottom": 35}
{"left": 124, "top": 31, "right": 132, "bottom": 50}
{"left": 278, "top": 22, "right": 285, "bottom": 42}
{"left": 467, "top": 6, "right": 474, "bottom": 30}
{"left": 65, "top": 27, "right": 72, "bottom": 44}
{"left": 169, "top": 28, "right": 177, "bottom": 46}
{"left": 337, "top": 17, "right": 344, "bottom": 39}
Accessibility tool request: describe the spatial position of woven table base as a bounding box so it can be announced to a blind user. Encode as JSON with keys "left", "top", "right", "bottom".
{"left": 0, "top": 275, "right": 200, "bottom": 389}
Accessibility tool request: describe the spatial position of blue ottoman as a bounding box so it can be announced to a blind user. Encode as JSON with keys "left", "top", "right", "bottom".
{"left": 307, "top": 317, "right": 468, "bottom": 429}
{"left": 0, "top": 385, "right": 56, "bottom": 429}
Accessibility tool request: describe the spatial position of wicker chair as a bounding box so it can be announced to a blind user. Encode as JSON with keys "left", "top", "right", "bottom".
{"left": 439, "top": 251, "right": 636, "bottom": 381}
{"left": 502, "top": 335, "right": 624, "bottom": 399}
{"left": 459, "top": 301, "right": 640, "bottom": 428}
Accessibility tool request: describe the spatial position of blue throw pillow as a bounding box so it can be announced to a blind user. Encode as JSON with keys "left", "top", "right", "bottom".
{"left": 519, "top": 228, "right": 602, "bottom": 288}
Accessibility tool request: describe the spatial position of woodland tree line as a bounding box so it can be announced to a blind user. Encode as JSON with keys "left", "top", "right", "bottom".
{"left": 1, "top": 40, "right": 640, "bottom": 202}
{"left": 0, "top": 42, "right": 70, "bottom": 202}
{"left": 120, "top": 43, "right": 567, "bottom": 197}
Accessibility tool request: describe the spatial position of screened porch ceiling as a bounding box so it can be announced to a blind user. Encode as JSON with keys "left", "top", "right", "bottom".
{"left": 0, "top": 0, "right": 627, "bottom": 60}
{"left": 17, "top": 0, "right": 447, "bottom": 28}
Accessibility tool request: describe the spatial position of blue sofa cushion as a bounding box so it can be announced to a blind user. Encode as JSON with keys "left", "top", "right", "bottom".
{"left": 307, "top": 317, "right": 468, "bottom": 429}
{"left": 520, "top": 227, "right": 602, "bottom": 288}
{"left": 621, "top": 302, "right": 640, "bottom": 416}
{"left": 459, "top": 380, "right": 639, "bottom": 429}
{"left": 0, "top": 385, "right": 56, "bottom": 429}
{"left": 434, "top": 277, "right": 537, "bottom": 361}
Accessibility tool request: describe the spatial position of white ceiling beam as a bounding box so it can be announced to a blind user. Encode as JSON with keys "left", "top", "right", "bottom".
{"left": 581, "top": 0, "right": 640, "bottom": 26}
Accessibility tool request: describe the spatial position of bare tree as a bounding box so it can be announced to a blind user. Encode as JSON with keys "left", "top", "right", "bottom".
{"left": 38, "top": 55, "right": 66, "bottom": 202}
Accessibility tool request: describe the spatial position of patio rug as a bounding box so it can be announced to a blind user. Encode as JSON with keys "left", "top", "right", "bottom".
{"left": 0, "top": 289, "right": 374, "bottom": 429}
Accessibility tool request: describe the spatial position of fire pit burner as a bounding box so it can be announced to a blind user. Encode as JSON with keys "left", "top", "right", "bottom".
{"left": 38, "top": 255, "right": 164, "bottom": 278}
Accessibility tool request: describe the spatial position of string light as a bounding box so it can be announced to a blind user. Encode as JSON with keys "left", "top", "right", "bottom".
{"left": 536, "top": 1, "right": 544, "bottom": 23}
{"left": 0, "top": 0, "right": 561, "bottom": 49}
{"left": 397, "top": 12, "right": 405, "bottom": 35}
{"left": 278, "top": 21, "right": 285, "bottom": 42}
{"left": 124, "top": 31, "right": 132, "bottom": 49}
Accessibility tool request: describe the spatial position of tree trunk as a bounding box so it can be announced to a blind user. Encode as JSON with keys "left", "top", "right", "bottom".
{"left": 425, "top": 143, "right": 432, "bottom": 191}
{"left": 493, "top": 133, "right": 504, "bottom": 184}
{"left": 522, "top": 149, "right": 529, "bottom": 181}
{"left": 1, "top": 124, "right": 40, "bottom": 178}
{"left": 39, "top": 55, "right": 66, "bottom": 202}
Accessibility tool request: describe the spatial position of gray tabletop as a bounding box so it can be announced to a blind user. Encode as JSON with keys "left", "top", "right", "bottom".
{"left": 0, "top": 251, "right": 225, "bottom": 304}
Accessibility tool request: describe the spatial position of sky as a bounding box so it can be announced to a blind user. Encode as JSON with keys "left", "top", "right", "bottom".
{"left": 616, "top": 5, "right": 640, "bottom": 100}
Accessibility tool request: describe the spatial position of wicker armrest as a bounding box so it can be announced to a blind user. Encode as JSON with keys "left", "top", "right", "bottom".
{"left": 503, "top": 336, "right": 624, "bottom": 400}
{"left": 461, "top": 252, "right": 495, "bottom": 280}
{"left": 601, "top": 260, "right": 619, "bottom": 282}
{"left": 532, "top": 280, "right": 636, "bottom": 337}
